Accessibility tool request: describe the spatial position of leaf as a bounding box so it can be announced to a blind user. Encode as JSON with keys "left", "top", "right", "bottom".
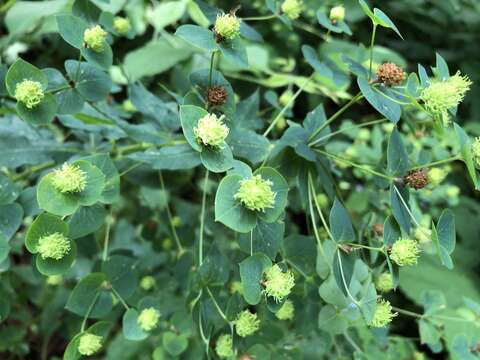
{"left": 0, "top": 203, "right": 23, "bottom": 242}
{"left": 358, "top": 77, "right": 401, "bottom": 123}
{"left": 228, "top": 128, "right": 270, "bottom": 165}
{"left": 387, "top": 127, "right": 409, "bottom": 175}
{"left": 36, "top": 241, "right": 77, "bottom": 276}
{"left": 316, "top": 11, "right": 351, "bottom": 35}
{"left": 454, "top": 123, "right": 478, "bottom": 189}
{"left": 372, "top": 8, "right": 403, "bottom": 39}
{"left": 219, "top": 38, "right": 248, "bottom": 67}
{"left": 25, "top": 212, "right": 68, "bottom": 253}
{"left": 383, "top": 216, "right": 401, "bottom": 246}
{"left": 0, "top": 174, "right": 20, "bottom": 205}
{"left": 81, "top": 153, "right": 120, "bottom": 204}
{"left": 5, "top": 58, "right": 47, "bottom": 96}
{"left": 239, "top": 253, "right": 272, "bottom": 305}
{"left": 128, "top": 144, "right": 202, "bottom": 170}
{"left": 122, "top": 309, "right": 148, "bottom": 341}
{"left": 56, "top": 14, "right": 89, "bottom": 49}
{"left": 179, "top": 105, "right": 206, "bottom": 152}
{"left": 63, "top": 321, "right": 112, "bottom": 360}
{"left": 200, "top": 146, "right": 234, "bottom": 173}
{"left": 66, "top": 273, "right": 113, "bottom": 318}
{"left": 65, "top": 60, "right": 112, "bottom": 102}
{"left": 431, "top": 210, "right": 456, "bottom": 269}
{"left": 332, "top": 250, "right": 356, "bottom": 298}
{"left": 329, "top": 198, "right": 355, "bottom": 243}
{"left": 16, "top": 93, "right": 58, "bottom": 125}
{"left": 68, "top": 204, "right": 106, "bottom": 239}
{"left": 102, "top": 255, "right": 138, "bottom": 300}
{"left": 238, "top": 220, "right": 284, "bottom": 260}
{"left": 175, "top": 25, "right": 218, "bottom": 52}
{"left": 435, "top": 53, "right": 450, "bottom": 80}
{"left": 162, "top": 332, "right": 189, "bottom": 356}
{"left": 149, "top": 1, "right": 187, "bottom": 30}
{"left": 390, "top": 184, "right": 411, "bottom": 234}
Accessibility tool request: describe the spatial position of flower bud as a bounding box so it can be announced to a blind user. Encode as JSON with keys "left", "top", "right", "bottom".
{"left": 376, "top": 63, "right": 405, "bottom": 87}
{"left": 214, "top": 14, "right": 241, "bottom": 41}
{"left": 193, "top": 113, "right": 229, "bottom": 148}
{"left": 234, "top": 175, "right": 276, "bottom": 212}
{"left": 140, "top": 276, "right": 155, "bottom": 291}
{"left": 472, "top": 137, "right": 480, "bottom": 168}
{"left": 162, "top": 237, "right": 173, "bottom": 250}
{"left": 37, "top": 232, "right": 71, "bottom": 260}
{"left": 14, "top": 80, "right": 44, "bottom": 109}
{"left": 83, "top": 25, "right": 108, "bottom": 52}
{"left": 375, "top": 273, "right": 394, "bottom": 293}
{"left": 51, "top": 163, "right": 87, "bottom": 194}
{"left": 446, "top": 185, "right": 460, "bottom": 198}
{"left": 122, "top": 99, "right": 137, "bottom": 113}
{"left": 78, "top": 333, "right": 102, "bottom": 356}
{"left": 427, "top": 167, "right": 448, "bottom": 186}
{"left": 113, "top": 17, "right": 131, "bottom": 35}
{"left": 46, "top": 275, "right": 63, "bottom": 286}
{"left": 234, "top": 310, "right": 260, "bottom": 337}
{"left": 207, "top": 86, "right": 228, "bottom": 107}
{"left": 329, "top": 5, "right": 346, "bottom": 22}
{"left": 370, "top": 299, "right": 397, "bottom": 327}
{"left": 137, "top": 307, "right": 160, "bottom": 331}
{"left": 281, "top": 0, "right": 303, "bottom": 20}
{"left": 215, "top": 334, "right": 234, "bottom": 358}
{"left": 404, "top": 169, "right": 429, "bottom": 190}
{"left": 279, "top": 89, "right": 294, "bottom": 107}
{"left": 230, "top": 281, "right": 243, "bottom": 294}
{"left": 389, "top": 238, "right": 420, "bottom": 266}
{"left": 263, "top": 264, "right": 295, "bottom": 302}
{"left": 414, "top": 226, "right": 431, "bottom": 244}
{"left": 275, "top": 299, "right": 295, "bottom": 320}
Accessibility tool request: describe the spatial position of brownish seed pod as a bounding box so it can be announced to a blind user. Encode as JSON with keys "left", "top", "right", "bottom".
{"left": 376, "top": 63, "right": 406, "bottom": 86}
{"left": 404, "top": 169, "right": 429, "bottom": 190}
{"left": 207, "top": 86, "right": 228, "bottom": 107}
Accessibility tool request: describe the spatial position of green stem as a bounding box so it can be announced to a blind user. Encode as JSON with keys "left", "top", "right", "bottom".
{"left": 81, "top": 292, "right": 100, "bottom": 332}
{"left": 242, "top": 14, "right": 277, "bottom": 21}
{"left": 293, "top": 20, "right": 328, "bottom": 40}
{"left": 159, "top": 171, "right": 184, "bottom": 254}
{"left": 345, "top": 243, "right": 384, "bottom": 252}
{"left": 206, "top": 287, "right": 232, "bottom": 326}
{"left": 343, "top": 330, "right": 363, "bottom": 354}
{"left": 111, "top": 287, "right": 129, "bottom": 310}
{"left": 13, "top": 161, "right": 55, "bottom": 181}
{"left": 369, "top": 24, "right": 378, "bottom": 80}
{"left": 207, "top": 51, "right": 217, "bottom": 92}
{"left": 409, "top": 156, "right": 460, "bottom": 171}
{"left": 74, "top": 51, "right": 83, "bottom": 83}
{"left": 307, "top": 173, "right": 329, "bottom": 266}
{"left": 336, "top": 251, "right": 361, "bottom": 306}
{"left": 199, "top": 170, "right": 209, "bottom": 266}
{"left": 102, "top": 220, "right": 111, "bottom": 262}
{"left": 263, "top": 73, "right": 314, "bottom": 137}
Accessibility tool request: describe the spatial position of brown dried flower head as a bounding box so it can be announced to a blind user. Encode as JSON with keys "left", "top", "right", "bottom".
{"left": 404, "top": 169, "right": 429, "bottom": 190}
{"left": 207, "top": 86, "right": 228, "bottom": 107}
{"left": 377, "top": 63, "right": 406, "bottom": 86}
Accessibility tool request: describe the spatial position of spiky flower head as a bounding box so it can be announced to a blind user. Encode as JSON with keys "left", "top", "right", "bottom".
{"left": 427, "top": 167, "right": 448, "bottom": 186}
{"left": 83, "top": 25, "right": 108, "bottom": 52}
{"left": 275, "top": 299, "right": 295, "bottom": 320}
{"left": 376, "top": 63, "right": 405, "bottom": 86}
{"left": 370, "top": 299, "right": 397, "bottom": 327}
{"left": 193, "top": 113, "right": 229, "bottom": 148}
{"left": 113, "top": 17, "right": 131, "bottom": 35}
{"left": 51, "top": 163, "right": 87, "bottom": 194}
{"left": 37, "top": 232, "right": 71, "bottom": 260}
{"left": 214, "top": 13, "right": 241, "bottom": 41}
{"left": 421, "top": 72, "right": 472, "bottom": 123}
{"left": 140, "top": 276, "right": 155, "bottom": 291}
{"left": 414, "top": 226, "right": 431, "bottom": 244}
{"left": 46, "top": 275, "right": 63, "bottom": 286}
{"left": 329, "top": 5, "right": 346, "bottom": 22}
{"left": 137, "top": 307, "right": 160, "bottom": 332}
{"left": 215, "top": 334, "right": 234, "bottom": 358}
{"left": 263, "top": 264, "right": 295, "bottom": 302}
{"left": 234, "top": 175, "right": 276, "bottom": 212}
{"left": 472, "top": 137, "right": 480, "bottom": 168}
{"left": 281, "top": 0, "right": 303, "bottom": 20}
{"left": 78, "top": 333, "right": 102, "bottom": 356}
{"left": 207, "top": 86, "right": 228, "bottom": 107}
{"left": 375, "top": 273, "right": 394, "bottom": 293}
{"left": 404, "top": 169, "right": 429, "bottom": 190}
{"left": 14, "top": 80, "right": 44, "bottom": 109}
{"left": 234, "top": 310, "right": 260, "bottom": 338}
{"left": 390, "top": 238, "right": 421, "bottom": 266}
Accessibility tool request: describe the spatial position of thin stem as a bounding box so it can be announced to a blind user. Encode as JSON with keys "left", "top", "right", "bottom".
{"left": 369, "top": 24, "right": 378, "bottom": 80}
{"left": 337, "top": 250, "right": 361, "bottom": 307}
{"left": 263, "top": 74, "right": 314, "bottom": 137}
{"left": 80, "top": 292, "right": 100, "bottom": 332}
{"left": 345, "top": 243, "right": 384, "bottom": 252}
{"left": 74, "top": 51, "right": 83, "bottom": 83}
{"left": 199, "top": 170, "right": 209, "bottom": 266}
{"left": 393, "top": 185, "right": 421, "bottom": 228}
{"left": 102, "top": 220, "right": 111, "bottom": 262}
{"left": 208, "top": 51, "right": 217, "bottom": 92}
{"left": 159, "top": 171, "right": 184, "bottom": 254}
{"left": 242, "top": 14, "right": 277, "bottom": 21}
{"left": 198, "top": 310, "right": 210, "bottom": 355}
{"left": 343, "top": 330, "right": 363, "bottom": 354}
{"left": 315, "top": 149, "right": 394, "bottom": 181}
{"left": 111, "top": 287, "right": 130, "bottom": 311}
{"left": 13, "top": 161, "right": 55, "bottom": 181}
{"left": 392, "top": 306, "right": 423, "bottom": 319}
{"left": 309, "top": 175, "right": 334, "bottom": 241}
{"left": 285, "top": 259, "right": 310, "bottom": 281}
{"left": 206, "top": 287, "right": 232, "bottom": 326}
{"left": 293, "top": 20, "right": 328, "bottom": 40}
{"left": 392, "top": 306, "right": 475, "bottom": 323}
{"left": 409, "top": 156, "right": 460, "bottom": 171}
{"left": 307, "top": 173, "right": 329, "bottom": 266}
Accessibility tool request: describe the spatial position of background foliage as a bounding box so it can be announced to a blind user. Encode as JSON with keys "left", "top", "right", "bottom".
{"left": 0, "top": 0, "right": 479, "bottom": 359}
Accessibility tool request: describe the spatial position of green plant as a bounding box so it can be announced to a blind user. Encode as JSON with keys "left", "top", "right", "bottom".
{"left": 0, "top": 0, "right": 479, "bottom": 359}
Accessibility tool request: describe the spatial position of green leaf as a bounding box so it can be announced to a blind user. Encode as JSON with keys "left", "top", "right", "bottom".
{"left": 383, "top": 216, "right": 401, "bottom": 246}
{"left": 332, "top": 249, "right": 356, "bottom": 298}
{"left": 68, "top": 204, "right": 106, "bottom": 239}
{"left": 64, "top": 321, "right": 112, "bottom": 360}
{"left": 162, "top": 332, "right": 189, "bottom": 356}
{"left": 81, "top": 153, "right": 119, "bottom": 204}
{"left": 228, "top": 128, "right": 270, "bottom": 165}
{"left": 66, "top": 273, "right": 113, "bottom": 318}
{"left": 387, "top": 127, "right": 409, "bottom": 176}
{"left": 16, "top": 93, "right": 57, "bottom": 124}
{"left": 316, "top": 11, "right": 351, "bottom": 35}
{"left": 56, "top": 14, "right": 89, "bottom": 49}
{"left": 454, "top": 123, "right": 478, "bottom": 189}
{"left": 179, "top": 105, "right": 206, "bottom": 152}
{"left": 102, "top": 255, "right": 138, "bottom": 300}
{"left": 254, "top": 167, "right": 289, "bottom": 223}
{"left": 358, "top": 77, "right": 401, "bottom": 123}
{"left": 25, "top": 212, "right": 68, "bottom": 254}
{"left": 81, "top": 43, "right": 113, "bottom": 70}
{"left": 0, "top": 203, "right": 23, "bottom": 242}
{"left": 219, "top": 38, "right": 248, "bottom": 67}
{"left": 5, "top": 58, "right": 48, "bottom": 96}
{"left": 214, "top": 174, "right": 257, "bottom": 233}
{"left": 122, "top": 308, "right": 148, "bottom": 341}
{"left": 390, "top": 184, "right": 411, "bottom": 234}
{"left": 74, "top": 160, "right": 106, "bottom": 206}
{"left": 431, "top": 210, "right": 456, "bottom": 269}
{"left": 372, "top": 8, "right": 403, "bottom": 39}
{"left": 36, "top": 241, "right": 77, "bottom": 276}
{"left": 239, "top": 253, "right": 272, "bottom": 305}
{"left": 238, "top": 220, "right": 284, "bottom": 260}
{"left": 435, "top": 53, "right": 450, "bottom": 81}
{"left": 329, "top": 198, "right": 355, "bottom": 243}
{"left": 37, "top": 173, "right": 79, "bottom": 216}
{"left": 200, "top": 146, "right": 234, "bottom": 173}
{"left": 128, "top": 144, "right": 202, "bottom": 170}
{"left": 65, "top": 60, "right": 112, "bottom": 102}
{"left": 175, "top": 25, "right": 218, "bottom": 52}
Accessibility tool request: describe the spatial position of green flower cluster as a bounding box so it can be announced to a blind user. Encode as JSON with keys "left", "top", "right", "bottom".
{"left": 263, "top": 264, "right": 295, "bottom": 302}
{"left": 215, "top": 334, "right": 234, "bottom": 358}
{"left": 375, "top": 272, "right": 394, "bottom": 293}
{"left": 234, "top": 175, "right": 276, "bottom": 212}
{"left": 330, "top": 5, "right": 346, "bottom": 22}
{"left": 234, "top": 310, "right": 260, "bottom": 337}
{"left": 137, "top": 307, "right": 160, "bottom": 332}
{"left": 83, "top": 25, "right": 108, "bottom": 52}
{"left": 37, "top": 232, "right": 71, "bottom": 260}
{"left": 113, "top": 17, "right": 131, "bottom": 35}
{"left": 140, "top": 276, "right": 156, "bottom": 291}
{"left": 281, "top": 0, "right": 303, "bottom": 20}
{"left": 275, "top": 299, "right": 295, "bottom": 320}
{"left": 214, "top": 14, "right": 241, "bottom": 40}
{"left": 389, "top": 238, "right": 421, "bottom": 266}
{"left": 14, "top": 79, "right": 44, "bottom": 109}
{"left": 193, "top": 113, "right": 229, "bottom": 148}
{"left": 370, "top": 300, "right": 397, "bottom": 328}
{"left": 51, "top": 163, "right": 87, "bottom": 194}
{"left": 78, "top": 333, "right": 103, "bottom": 356}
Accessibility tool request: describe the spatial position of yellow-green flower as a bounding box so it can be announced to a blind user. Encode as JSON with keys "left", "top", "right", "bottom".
{"left": 375, "top": 273, "right": 394, "bottom": 293}
{"left": 275, "top": 299, "right": 295, "bottom": 320}
{"left": 281, "top": 0, "right": 303, "bottom": 20}
{"left": 193, "top": 113, "right": 229, "bottom": 148}
{"left": 83, "top": 25, "right": 108, "bottom": 52}
{"left": 46, "top": 275, "right": 63, "bottom": 286}
{"left": 51, "top": 163, "right": 87, "bottom": 194}
{"left": 113, "top": 17, "right": 131, "bottom": 35}
{"left": 234, "top": 310, "right": 260, "bottom": 337}
{"left": 215, "top": 334, "right": 234, "bottom": 358}
{"left": 214, "top": 14, "right": 241, "bottom": 41}
{"left": 140, "top": 276, "right": 155, "bottom": 291}
{"left": 137, "top": 307, "right": 160, "bottom": 332}
{"left": 389, "top": 238, "right": 421, "bottom": 266}
{"left": 14, "top": 80, "right": 44, "bottom": 109}
{"left": 230, "top": 281, "right": 243, "bottom": 295}
{"left": 472, "top": 137, "right": 480, "bottom": 168}
{"left": 446, "top": 185, "right": 460, "bottom": 198}
{"left": 427, "top": 167, "right": 448, "bottom": 186}
{"left": 78, "top": 333, "right": 102, "bottom": 356}
{"left": 370, "top": 299, "right": 397, "bottom": 327}
{"left": 263, "top": 264, "right": 295, "bottom": 302}
{"left": 234, "top": 175, "right": 276, "bottom": 212}
{"left": 329, "top": 5, "right": 346, "bottom": 22}
{"left": 37, "top": 232, "right": 70, "bottom": 260}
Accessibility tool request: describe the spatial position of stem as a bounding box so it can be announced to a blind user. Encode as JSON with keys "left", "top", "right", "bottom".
{"left": 206, "top": 287, "right": 232, "bottom": 326}
{"left": 309, "top": 93, "right": 364, "bottom": 141}
{"left": 293, "top": 20, "right": 328, "bottom": 40}
{"left": 111, "top": 287, "right": 129, "bottom": 310}
{"left": 409, "top": 156, "right": 460, "bottom": 171}
{"left": 102, "top": 220, "right": 111, "bottom": 262}
{"left": 343, "top": 330, "right": 363, "bottom": 354}
{"left": 208, "top": 51, "right": 217, "bottom": 91}
{"left": 81, "top": 292, "right": 100, "bottom": 332}
{"left": 74, "top": 51, "right": 83, "bottom": 83}
{"left": 263, "top": 74, "right": 314, "bottom": 137}
{"left": 315, "top": 149, "right": 394, "bottom": 181}
{"left": 336, "top": 250, "right": 361, "bottom": 307}
{"left": 242, "top": 14, "right": 277, "bottom": 21}
{"left": 199, "top": 170, "right": 209, "bottom": 266}
{"left": 159, "top": 171, "right": 184, "bottom": 254}
{"left": 391, "top": 306, "right": 423, "bottom": 319}
{"left": 345, "top": 243, "right": 384, "bottom": 252}
{"left": 309, "top": 174, "right": 334, "bottom": 241}
{"left": 13, "top": 161, "right": 55, "bottom": 181}
{"left": 369, "top": 24, "right": 378, "bottom": 80}
{"left": 198, "top": 310, "right": 210, "bottom": 355}
{"left": 307, "top": 173, "right": 329, "bottom": 265}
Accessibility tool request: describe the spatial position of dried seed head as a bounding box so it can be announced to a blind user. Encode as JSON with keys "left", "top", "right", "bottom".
{"left": 404, "top": 169, "right": 429, "bottom": 190}
{"left": 372, "top": 223, "right": 384, "bottom": 236}
{"left": 376, "top": 63, "right": 406, "bottom": 86}
{"left": 207, "top": 86, "right": 228, "bottom": 107}
{"left": 14, "top": 80, "right": 44, "bottom": 109}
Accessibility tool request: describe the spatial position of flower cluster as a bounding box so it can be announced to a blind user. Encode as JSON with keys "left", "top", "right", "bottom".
{"left": 113, "top": 17, "right": 131, "bottom": 35}
{"left": 234, "top": 310, "right": 260, "bottom": 337}
{"left": 370, "top": 300, "right": 397, "bottom": 328}
{"left": 389, "top": 238, "right": 421, "bottom": 266}
{"left": 427, "top": 167, "right": 448, "bottom": 186}
{"left": 37, "top": 232, "right": 71, "bottom": 260}
{"left": 281, "top": 0, "right": 303, "bottom": 20}
{"left": 234, "top": 175, "right": 276, "bottom": 212}
{"left": 78, "top": 333, "right": 103, "bottom": 356}
{"left": 140, "top": 276, "right": 156, "bottom": 291}
{"left": 137, "top": 307, "right": 160, "bottom": 332}
{"left": 14, "top": 80, "right": 44, "bottom": 109}
{"left": 51, "top": 163, "right": 87, "bottom": 194}
{"left": 263, "top": 264, "right": 295, "bottom": 302}
{"left": 375, "top": 273, "right": 394, "bottom": 293}
{"left": 193, "top": 113, "right": 229, "bottom": 148}
{"left": 83, "top": 25, "right": 108, "bottom": 52}
{"left": 329, "top": 5, "right": 346, "bottom": 22}
{"left": 275, "top": 299, "right": 295, "bottom": 320}
{"left": 215, "top": 334, "right": 234, "bottom": 358}
{"left": 214, "top": 14, "right": 241, "bottom": 41}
